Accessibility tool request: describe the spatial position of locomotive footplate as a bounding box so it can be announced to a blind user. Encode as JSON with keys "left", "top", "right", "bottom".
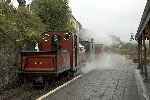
{"left": 17, "top": 70, "right": 59, "bottom": 78}
{"left": 17, "top": 70, "right": 60, "bottom": 84}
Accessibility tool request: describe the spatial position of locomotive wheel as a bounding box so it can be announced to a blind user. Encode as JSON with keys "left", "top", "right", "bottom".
{"left": 68, "top": 70, "right": 77, "bottom": 77}
{"left": 32, "top": 76, "right": 45, "bottom": 88}
{"left": 69, "top": 68, "right": 82, "bottom": 77}
{"left": 76, "top": 68, "right": 82, "bottom": 75}
{"left": 46, "top": 76, "right": 57, "bottom": 87}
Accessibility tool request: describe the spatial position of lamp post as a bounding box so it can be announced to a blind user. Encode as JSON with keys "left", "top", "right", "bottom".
{"left": 130, "top": 33, "right": 134, "bottom": 41}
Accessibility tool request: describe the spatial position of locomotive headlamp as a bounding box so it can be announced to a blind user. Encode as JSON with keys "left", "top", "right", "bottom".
{"left": 34, "top": 61, "right": 42, "bottom": 65}
{"left": 39, "top": 62, "right": 43, "bottom": 64}
{"left": 34, "top": 62, "right": 37, "bottom": 64}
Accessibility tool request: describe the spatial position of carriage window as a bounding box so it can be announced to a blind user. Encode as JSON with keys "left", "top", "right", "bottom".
{"left": 64, "top": 33, "right": 71, "bottom": 40}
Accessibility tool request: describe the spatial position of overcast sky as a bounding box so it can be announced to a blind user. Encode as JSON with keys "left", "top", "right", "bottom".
{"left": 70, "top": 0, "right": 147, "bottom": 43}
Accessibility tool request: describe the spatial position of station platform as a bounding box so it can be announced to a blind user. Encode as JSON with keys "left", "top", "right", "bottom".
{"left": 36, "top": 53, "right": 144, "bottom": 100}
{"left": 38, "top": 69, "right": 140, "bottom": 100}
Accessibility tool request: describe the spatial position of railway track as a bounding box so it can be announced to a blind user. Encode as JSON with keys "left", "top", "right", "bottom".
{"left": 0, "top": 73, "right": 81, "bottom": 100}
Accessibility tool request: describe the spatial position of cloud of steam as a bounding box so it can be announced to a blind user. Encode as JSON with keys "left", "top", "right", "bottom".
{"left": 81, "top": 52, "right": 127, "bottom": 73}
{"left": 79, "top": 28, "right": 126, "bottom": 46}
{"left": 109, "top": 35, "right": 122, "bottom": 44}
{"left": 79, "top": 28, "right": 94, "bottom": 41}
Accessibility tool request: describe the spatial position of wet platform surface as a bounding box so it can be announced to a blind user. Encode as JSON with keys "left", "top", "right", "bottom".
{"left": 43, "top": 53, "right": 140, "bottom": 100}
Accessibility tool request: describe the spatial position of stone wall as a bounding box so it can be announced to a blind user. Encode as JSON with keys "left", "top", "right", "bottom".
{"left": 0, "top": 41, "right": 18, "bottom": 91}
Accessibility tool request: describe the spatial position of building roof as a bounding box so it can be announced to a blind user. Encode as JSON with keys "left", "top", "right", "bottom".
{"left": 136, "top": 0, "right": 150, "bottom": 40}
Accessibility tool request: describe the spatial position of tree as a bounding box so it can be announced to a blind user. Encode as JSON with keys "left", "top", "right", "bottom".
{"left": 32, "top": 0, "right": 74, "bottom": 32}
{"left": 0, "top": 2, "right": 46, "bottom": 88}
{"left": 0, "top": 2, "right": 45, "bottom": 47}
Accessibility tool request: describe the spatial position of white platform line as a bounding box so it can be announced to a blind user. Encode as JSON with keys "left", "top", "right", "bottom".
{"left": 36, "top": 75, "right": 82, "bottom": 100}
{"left": 135, "top": 70, "right": 149, "bottom": 100}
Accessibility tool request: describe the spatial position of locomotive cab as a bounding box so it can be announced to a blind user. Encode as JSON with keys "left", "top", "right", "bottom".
{"left": 18, "top": 32, "right": 79, "bottom": 84}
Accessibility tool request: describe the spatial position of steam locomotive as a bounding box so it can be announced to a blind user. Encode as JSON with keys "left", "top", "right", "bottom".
{"left": 18, "top": 32, "right": 88, "bottom": 85}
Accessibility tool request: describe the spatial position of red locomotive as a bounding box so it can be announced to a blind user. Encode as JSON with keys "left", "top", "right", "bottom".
{"left": 18, "top": 32, "right": 81, "bottom": 85}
